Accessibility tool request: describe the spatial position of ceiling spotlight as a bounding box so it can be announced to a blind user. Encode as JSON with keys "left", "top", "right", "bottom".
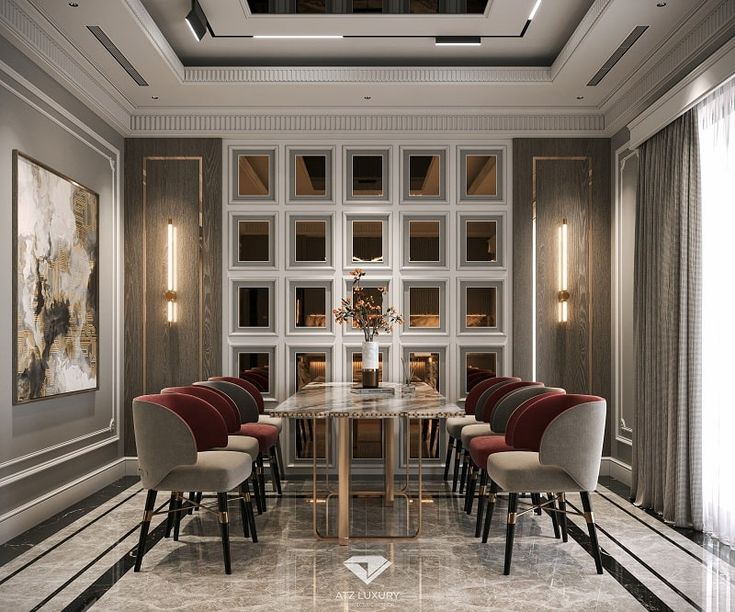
{"left": 185, "top": 0, "right": 208, "bottom": 42}
{"left": 363, "top": 96, "right": 372, "bottom": 100}
{"left": 528, "top": 0, "right": 542, "bottom": 20}
{"left": 151, "top": 95, "right": 159, "bottom": 100}
{"left": 434, "top": 36, "right": 481, "bottom": 47}
{"left": 576, "top": 96, "right": 584, "bottom": 100}
{"left": 656, "top": 2, "right": 667, "bottom": 6}
{"left": 68, "top": 1, "right": 79, "bottom": 6}
{"left": 253, "top": 35, "right": 343, "bottom": 39}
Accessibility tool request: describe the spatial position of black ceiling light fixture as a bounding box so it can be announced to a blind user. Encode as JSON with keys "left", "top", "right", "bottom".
{"left": 185, "top": 0, "right": 208, "bottom": 42}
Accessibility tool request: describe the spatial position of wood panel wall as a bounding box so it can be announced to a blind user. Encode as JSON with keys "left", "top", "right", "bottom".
{"left": 124, "top": 139, "right": 222, "bottom": 455}
{"left": 512, "top": 139, "right": 611, "bottom": 452}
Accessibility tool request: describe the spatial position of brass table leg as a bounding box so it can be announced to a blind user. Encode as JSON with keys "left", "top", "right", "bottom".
{"left": 337, "top": 417, "right": 351, "bottom": 545}
{"left": 383, "top": 419, "right": 395, "bottom": 507}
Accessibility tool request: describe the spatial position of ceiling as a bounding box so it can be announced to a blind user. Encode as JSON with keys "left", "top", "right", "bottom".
{"left": 4, "top": 0, "right": 730, "bottom": 135}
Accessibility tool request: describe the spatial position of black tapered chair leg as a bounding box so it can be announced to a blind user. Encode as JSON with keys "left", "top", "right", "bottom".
{"left": 134, "top": 489, "right": 158, "bottom": 572}
{"left": 531, "top": 493, "right": 542, "bottom": 515}
{"left": 173, "top": 492, "right": 183, "bottom": 541}
{"left": 196, "top": 492, "right": 203, "bottom": 505}
{"left": 452, "top": 440, "right": 462, "bottom": 493}
{"left": 546, "top": 493, "right": 561, "bottom": 539}
{"left": 253, "top": 464, "right": 265, "bottom": 515}
{"left": 257, "top": 454, "right": 267, "bottom": 512}
{"left": 558, "top": 491, "right": 568, "bottom": 542}
{"left": 244, "top": 479, "right": 258, "bottom": 543}
{"left": 465, "top": 466, "right": 478, "bottom": 514}
{"left": 187, "top": 491, "right": 196, "bottom": 515}
{"left": 459, "top": 452, "right": 470, "bottom": 494}
{"left": 238, "top": 483, "right": 249, "bottom": 538}
{"left": 503, "top": 493, "right": 519, "bottom": 575}
{"left": 270, "top": 448, "right": 282, "bottom": 495}
{"left": 217, "top": 492, "right": 232, "bottom": 574}
{"left": 443, "top": 436, "right": 454, "bottom": 481}
{"left": 481, "top": 480, "right": 499, "bottom": 543}
{"left": 164, "top": 492, "right": 176, "bottom": 538}
{"left": 474, "top": 470, "right": 488, "bottom": 537}
{"left": 581, "top": 492, "right": 603, "bottom": 574}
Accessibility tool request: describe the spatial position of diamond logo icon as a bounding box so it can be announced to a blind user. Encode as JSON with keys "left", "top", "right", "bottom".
{"left": 343, "top": 555, "right": 392, "bottom": 585}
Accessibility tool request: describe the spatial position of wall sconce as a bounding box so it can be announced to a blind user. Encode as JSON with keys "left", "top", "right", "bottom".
{"left": 558, "top": 218, "right": 569, "bottom": 323}
{"left": 165, "top": 218, "right": 177, "bottom": 324}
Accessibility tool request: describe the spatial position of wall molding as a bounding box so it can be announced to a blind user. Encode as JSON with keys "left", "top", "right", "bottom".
{"left": 131, "top": 113, "right": 605, "bottom": 135}
{"left": 183, "top": 66, "right": 552, "bottom": 84}
{"left": 0, "top": 458, "right": 126, "bottom": 544}
{"left": 0, "top": 0, "right": 132, "bottom": 133}
{"left": 604, "top": 0, "right": 735, "bottom": 133}
{"left": 600, "top": 456, "right": 632, "bottom": 486}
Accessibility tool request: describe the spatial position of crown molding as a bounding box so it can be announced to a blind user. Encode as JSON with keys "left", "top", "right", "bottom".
{"left": 0, "top": 0, "right": 132, "bottom": 133}
{"left": 129, "top": 112, "right": 605, "bottom": 136}
{"left": 603, "top": 0, "right": 735, "bottom": 134}
{"left": 182, "top": 66, "right": 552, "bottom": 84}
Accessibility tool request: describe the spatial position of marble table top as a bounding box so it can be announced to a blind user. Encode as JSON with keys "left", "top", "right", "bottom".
{"left": 267, "top": 382, "right": 464, "bottom": 419}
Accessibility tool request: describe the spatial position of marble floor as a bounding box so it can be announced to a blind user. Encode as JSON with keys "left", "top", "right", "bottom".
{"left": 0, "top": 476, "right": 733, "bottom": 612}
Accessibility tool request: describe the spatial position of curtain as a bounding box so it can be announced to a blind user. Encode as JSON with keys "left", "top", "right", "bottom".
{"left": 698, "top": 77, "right": 735, "bottom": 547}
{"left": 632, "top": 109, "right": 703, "bottom": 529}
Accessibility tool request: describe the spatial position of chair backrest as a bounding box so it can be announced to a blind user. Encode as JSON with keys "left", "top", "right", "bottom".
{"left": 209, "top": 376, "right": 265, "bottom": 414}
{"left": 467, "top": 369, "right": 495, "bottom": 391}
{"left": 240, "top": 371, "right": 268, "bottom": 392}
{"left": 162, "top": 385, "right": 240, "bottom": 434}
{"left": 476, "top": 381, "right": 543, "bottom": 423}
{"left": 133, "top": 393, "right": 227, "bottom": 489}
{"left": 491, "top": 385, "right": 564, "bottom": 432}
{"left": 465, "top": 376, "right": 521, "bottom": 415}
{"left": 539, "top": 397, "right": 607, "bottom": 491}
{"left": 195, "top": 380, "right": 259, "bottom": 423}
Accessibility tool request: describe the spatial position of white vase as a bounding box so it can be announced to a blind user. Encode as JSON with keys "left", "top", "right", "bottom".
{"left": 361, "top": 340, "right": 379, "bottom": 388}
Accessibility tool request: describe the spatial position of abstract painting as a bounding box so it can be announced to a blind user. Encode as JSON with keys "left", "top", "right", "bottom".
{"left": 13, "top": 151, "right": 99, "bottom": 404}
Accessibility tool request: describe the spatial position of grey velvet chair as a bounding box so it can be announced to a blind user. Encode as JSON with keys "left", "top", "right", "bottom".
{"left": 132, "top": 393, "right": 258, "bottom": 575}
{"left": 485, "top": 393, "right": 607, "bottom": 575}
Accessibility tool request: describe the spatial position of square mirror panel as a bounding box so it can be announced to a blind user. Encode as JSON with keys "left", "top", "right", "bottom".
{"left": 409, "top": 220, "right": 440, "bottom": 262}
{"left": 405, "top": 349, "right": 443, "bottom": 459}
{"left": 238, "top": 352, "right": 271, "bottom": 393}
{"left": 295, "top": 287, "right": 326, "bottom": 329}
{"left": 460, "top": 215, "right": 504, "bottom": 268}
{"left": 346, "top": 149, "right": 389, "bottom": 201}
{"left": 231, "top": 148, "right": 275, "bottom": 202}
{"left": 296, "top": 220, "right": 327, "bottom": 263}
{"left": 459, "top": 281, "right": 502, "bottom": 333}
{"left": 238, "top": 286, "right": 270, "bottom": 328}
{"left": 238, "top": 219, "right": 270, "bottom": 263}
{"left": 351, "top": 285, "right": 384, "bottom": 329}
{"left": 460, "top": 149, "right": 503, "bottom": 201}
{"left": 352, "top": 220, "right": 384, "bottom": 263}
{"left": 461, "top": 347, "right": 503, "bottom": 395}
{"left": 409, "top": 287, "right": 440, "bottom": 329}
{"left": 402, "top": 149, "right": 446, "bottom": 201}
{"left": 289, "top": 149, "right": 332, "bottom": 201}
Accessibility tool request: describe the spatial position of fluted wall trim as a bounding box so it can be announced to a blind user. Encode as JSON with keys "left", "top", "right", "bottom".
{"left": 183, "top": 66, "right": 552, "bottom": 84}
{"left": 0, "top": 0, "right": 132, "bottom": 132}
{"left": 605, "top": 0, "right": 735, "bottom": 131}
{"left": 130, "top": 113, "right": 605, "bottom": 134}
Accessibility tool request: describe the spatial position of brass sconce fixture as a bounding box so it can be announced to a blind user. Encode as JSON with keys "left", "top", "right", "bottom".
{"left": 558, "top": 218, "right": 569, "bottom": 323}
{"left": 165, "top": 218, "right": 177, "bottom": 324}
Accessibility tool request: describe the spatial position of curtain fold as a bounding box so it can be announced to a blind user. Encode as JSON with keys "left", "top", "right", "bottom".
{"left": 632, "top": 109, "right": 703, "bottom": 529}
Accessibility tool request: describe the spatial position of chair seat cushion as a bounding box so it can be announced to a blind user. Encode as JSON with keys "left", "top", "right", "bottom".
{"left": 212, "top": 435, "right": 259, "bottom": 460}
{"left": 238, "top": 423, "right": 279, "bottom": 450}
{"left": 461, "top": 423, "right": 495, "bottom": 447}
{"left": 468, "top": 436, "right": 515, "bottom": 468}
{"left": 259, "top": 414, "right": 283, "bottom": 432}
{"left": 156, "top": 451, "right": 252, "bottom": 492}
{"left": 487, "top": 451, "right": 582, "bottom": 492}
{"left": 446, "top": 415, "right": 477, "bottom": 438}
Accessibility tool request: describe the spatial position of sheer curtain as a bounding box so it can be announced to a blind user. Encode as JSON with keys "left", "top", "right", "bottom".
{"left": 698, "top": 77, "right": 735, "bottom": 547}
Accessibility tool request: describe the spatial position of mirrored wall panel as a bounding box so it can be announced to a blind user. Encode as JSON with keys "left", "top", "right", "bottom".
{"left": 231, "top": 215, "right": 275, "bottom": 268}
{"left": 350, "top": 349, "right": 385, "bottom": 385}
{"left": 234, "top": 281, "right": 275, "bottom": 333}
{"left": 230, "top": 148, "right": 275, "bottom": 202}
{"left": 402, "top": 148, "right": 446, "bottom": 202}
{"left": 289, "top": 215, "right": 332, "bottom": 267}
{"left": 402, "top": 215, "right": 446, "bottom": 267}
{"left": 460, "top": 214, "right": 504, "bottom": 268}
{"left": 235, "top": 349, "right": 273, "bottom": 395}
{"left": 288, "top": 148, "right": 333, "bottom": 202}
{"left": 460, "top": 346, "right": 504, "bottom": 395}
{"left": 343, "top": 278, "right": 391, "bottom": 334}
{"left": 403, "top": 281, "right": 446, "bottom": 333}
{"left": 459, "top": 280, "right": 503, "bottom": 334}
{"left": 291, "top": 348, "right": 331, "bottom": 460}
{"left": 289, "top": 280, "right": 332, "bottom": 334}
{"left": 345, "top": 148, "right": 390, "bottom": 201}
{"left": 402, "top": 348, "right": 445, "bottom": 460}
{"left": 459, "top": 148, "right": 503, "bottom": 202}
{"left": 346, "top": 215, "right": 389, "bottom": 266}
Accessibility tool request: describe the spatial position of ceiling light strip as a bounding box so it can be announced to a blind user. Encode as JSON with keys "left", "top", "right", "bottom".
{"left": 86, "top": 26, "right": 148, "bottom": 86}
{"left": 253, "top": 35, "right": 344, "bottom": 39}
{"left": 587, "top": 25, "right": 649, "bottom": 86}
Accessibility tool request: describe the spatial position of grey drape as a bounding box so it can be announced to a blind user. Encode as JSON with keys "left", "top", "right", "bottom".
{"left": 632, "top": 109, "right": 703, "bottom": 529}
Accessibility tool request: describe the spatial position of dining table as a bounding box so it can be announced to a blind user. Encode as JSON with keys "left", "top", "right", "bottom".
{"left": 268, "top": 381, "right": 464, "bottom": 544}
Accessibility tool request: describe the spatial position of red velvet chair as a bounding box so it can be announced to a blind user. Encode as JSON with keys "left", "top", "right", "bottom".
{"left": 132, "top": 393, "right": 257, "bottom": 574}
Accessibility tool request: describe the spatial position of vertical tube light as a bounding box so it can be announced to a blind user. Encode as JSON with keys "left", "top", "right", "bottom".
{"left": 558, "top": 218, "right": 569, "bottom": 323}
{"left": 165, "top": 218, "right": 177, "bottom": 324}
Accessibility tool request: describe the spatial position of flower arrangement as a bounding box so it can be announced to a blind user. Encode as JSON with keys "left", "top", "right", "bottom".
{"left": 333, "top": 269, "right": 403, "bottom": 341}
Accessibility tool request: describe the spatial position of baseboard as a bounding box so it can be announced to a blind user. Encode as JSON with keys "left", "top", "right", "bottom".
{"left": 0, "top": 457, "right": 127, "bottom": 545}
{"left": 600, "top": 456, "right": 632, "bottom": 486}
{"left": 123, "top": 456, "right": 139, "bottom": 477}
